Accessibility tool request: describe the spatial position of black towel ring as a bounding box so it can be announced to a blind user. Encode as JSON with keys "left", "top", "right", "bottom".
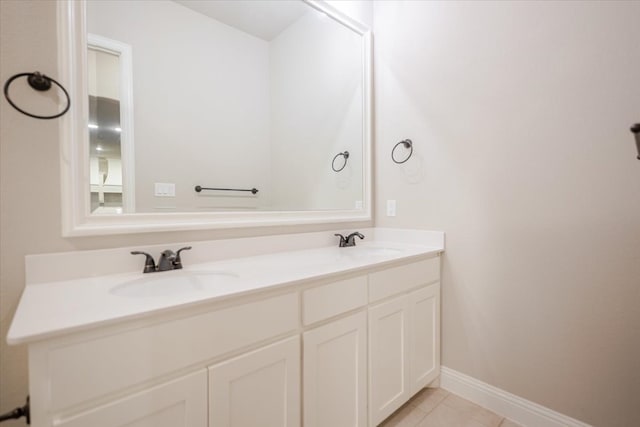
{"left": 392, "top": 139, "right": 413, "bottom": 164}
{"left": 332, "top": 151, "right": 350, "bottom": 172}
{"left": 3, "top": 71, "right": 71, "bottom": 120}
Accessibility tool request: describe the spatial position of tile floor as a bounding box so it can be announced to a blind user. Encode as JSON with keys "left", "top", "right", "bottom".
{"left": 379, "top": 388, "right": 522, "bottom": 427}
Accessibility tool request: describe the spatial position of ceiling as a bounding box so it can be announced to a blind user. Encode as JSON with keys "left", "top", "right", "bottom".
{"left": 174, "top": 0, "right": 310, "bottom": 41}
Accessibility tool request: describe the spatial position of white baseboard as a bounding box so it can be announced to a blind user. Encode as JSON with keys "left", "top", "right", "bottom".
{"left": 440, "top": 366, "right": 592, "bottom": 427}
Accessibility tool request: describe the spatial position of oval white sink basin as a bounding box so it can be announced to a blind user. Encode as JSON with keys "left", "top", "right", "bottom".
{"left": 111, "top": 270, "right": 239, "bottom": 298}
{"left": 342, "top": 247, "right": 403, "bottom": 257}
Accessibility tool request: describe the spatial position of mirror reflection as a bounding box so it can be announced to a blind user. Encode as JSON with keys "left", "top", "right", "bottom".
{"left": 88, "top": 47, "right": 124, "bottom": 213}
{"left": 86, "top": 0, "right": 365, "bottom": 214}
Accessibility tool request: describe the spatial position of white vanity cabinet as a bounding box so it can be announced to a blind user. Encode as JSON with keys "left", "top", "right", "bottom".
{"left": 369, "top": 294, "right": 411, "bottom": 424}
{"left": 368, "top": 258, "right": 441, "bottom": 426}
{"left": 53, "top": 371, "right": 208, "bottom": 427}
{"left": 408, "top": 284, "right": 441, "bottom": 395}
{"left": 209, "top": 336, "right": 301, "bottom": 427}
{"left": 303, "top": 312, "right": 368, "bottom": 427}
{"left": 26, "top": 292, "right": 299, "bottom": 427}
{"left": 302, "top": 275, "right": 368, "bottom": 427}
{"left": 19, "top": 254, "right": 441, "bottom": 427}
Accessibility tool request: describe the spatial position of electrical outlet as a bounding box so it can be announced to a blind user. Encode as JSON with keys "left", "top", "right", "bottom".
{"left": 355, "top": 200, "right": 363, "bottom": 209}
{"left": 386, "top": 200, "right": 397, "bottom": 217}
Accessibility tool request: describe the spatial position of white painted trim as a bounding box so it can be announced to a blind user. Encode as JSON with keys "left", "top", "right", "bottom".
{"left": 57, "top": 0, "right": 373, "bottom": 236}
{"left": 304, "top": 0, "right": 370, "bottom": 35}
{"left": 440, "top": 367, "right": 592, "bottom": 427}
{"left": 87, "top": 33, "right": 136, "bottom": 213}
{"left": 58, "top": 0, "right": 89, "bottom": 237}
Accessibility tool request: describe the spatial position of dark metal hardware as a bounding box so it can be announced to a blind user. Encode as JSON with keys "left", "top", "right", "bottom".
{"left": 335, "top": 231, "right": 365, "bottom": 247}
{"left": 132, "top": 247, "right": 192, "bottom": 273}
{"left": 195, "top": 185, "right": 258, "bottom": 195}
{"left": 392, "top": 139, "right": 413, "bottom": 164}
{"left": 332, "top": 151, "right": 349, "bottom": 172}
{"left": 631, "top": 123, "right": 640, "bottom": 160}
{"left": 157, "top": 250, "right": 177, "bottom": 272}
{"left": 3, "top": 71, "right": 71, "bottom": 120}
{"left": 174, "top": 246, "right": 192, "bottom": 270}
{"left": 131, "top": 251, "right": 157, "bottom": 273}
{"left": 0, "top": 395, "right": 30, "bottom": 424}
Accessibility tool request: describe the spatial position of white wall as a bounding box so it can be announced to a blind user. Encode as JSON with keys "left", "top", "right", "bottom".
{"left": 87, "top": 0, "right": 272, "bottom": 212}
{"left": 326, "top": 0, "right": 373, "bottom": 29}
{"left": 374, "top": 1, "right": 640, "bottom": 426}
{"left": 87, "top": 49, "right": 119, "bottom": 101}
{"left": 269, "top": 10, "right": 364, "bottom": 210}
{"left": 0, "top": 1, "right": 372, "bottom": 421}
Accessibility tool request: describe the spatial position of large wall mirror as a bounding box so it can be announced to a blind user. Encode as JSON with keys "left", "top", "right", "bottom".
{"left": 58, "top": 0, "right": 371, "bottom": 236}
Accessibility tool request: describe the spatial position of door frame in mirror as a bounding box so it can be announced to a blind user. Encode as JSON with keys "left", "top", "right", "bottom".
{"left": 87, "top": 33, "right": 136, "bottom": 213}
{"left": 57, "top": 0, "right": 372, "bottom": 236}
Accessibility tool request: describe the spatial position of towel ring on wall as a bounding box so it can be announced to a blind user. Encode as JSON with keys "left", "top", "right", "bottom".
{"left": 392, "top": 139, "right": 413, "bottom": 164}
{"left": 332, "top": 151, "right": 350, "bottom": 172}
{"left": 3, "top": 71, "right": 71, "bottom": 120}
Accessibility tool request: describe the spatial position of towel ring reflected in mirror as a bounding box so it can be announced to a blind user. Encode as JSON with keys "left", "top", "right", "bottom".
{"left": 392, "top": 139, "right": 413, "bottom": 164}
{"left": 332, "top": 151, "right": 350, "bottom": 172}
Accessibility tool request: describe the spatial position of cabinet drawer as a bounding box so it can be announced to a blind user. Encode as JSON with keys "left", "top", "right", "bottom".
{"left": 45, "top": 292, "right": 298, "bottom": 411}
{"left": 369, "top": 257, "right": 439, "bottom": 302}
{"left": 303, "top": 275, "right": 367, "bottom": 325}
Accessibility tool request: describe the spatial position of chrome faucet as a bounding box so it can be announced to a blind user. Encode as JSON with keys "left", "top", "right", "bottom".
{"left": 131, "top": 246, "right": 192, "bottom": 273}
{"left": 334, "top": 232, "right": 365, "bottom": 247}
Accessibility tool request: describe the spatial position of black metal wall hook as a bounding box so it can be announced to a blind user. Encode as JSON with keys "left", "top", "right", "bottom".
{"left": 3, "top": 71, "right": 71, "bottom": 119}
{"left": 332, "top": 151, "right": 349, "bottom": 172}
{"left": 392, "top": 139, "right": 413, "bottom": 164}
{"left": 631, "top": 123, "right": 640, "bottom": 160}
{"left": 0, "top": 395, "right": 29, "bottom": 424}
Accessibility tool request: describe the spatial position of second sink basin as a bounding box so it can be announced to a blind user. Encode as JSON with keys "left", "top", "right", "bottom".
{"left": 111, "top": 270, "right": 239, "bottom": 298}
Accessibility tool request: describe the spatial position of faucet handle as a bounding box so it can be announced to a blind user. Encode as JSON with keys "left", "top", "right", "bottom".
{"left": 345, "top": 232, "right": 365, "bottom": 246}
{"left": 131, "top": 251, "right": 156, "bottom": 273}
{"left": 334, "top": 233, "right": 347, "bottom": 247}
{"left": 174, "top": 246, "right": 192, "bottom": 270}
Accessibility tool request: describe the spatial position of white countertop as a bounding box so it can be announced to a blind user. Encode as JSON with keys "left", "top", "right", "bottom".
{"left": 8, "top": 229, "right": 444, "bottom": 345}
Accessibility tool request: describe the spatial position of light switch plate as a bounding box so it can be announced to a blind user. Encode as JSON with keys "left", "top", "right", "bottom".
{"left": 386, "top": 200, "right": 397, "bottom": 217}
{"left": 155, "top": 183, "right": 176, "bottom": 197}
{"left": 355, "top": 200, "right": 363, "bottom": 209}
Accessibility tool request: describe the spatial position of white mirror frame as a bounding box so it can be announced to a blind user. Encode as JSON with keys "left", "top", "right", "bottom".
{"left": 57, "top": 0, "right": 372, "bottom": 236}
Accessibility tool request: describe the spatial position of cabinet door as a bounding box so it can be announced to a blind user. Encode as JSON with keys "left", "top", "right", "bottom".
{"left": 369, "top": 295, "right": 410, "bottom": 426}
{"left": 303, "top": 311, "right": 367, "bottom": 427}
{"left": 408, "top": 283, "right": 440, "bottom": 395}
{"left": 209, "top": 336, "right": 300, "bottom": 427}
{"left": 55, "top": 370, "right": 207, "bottom": 427}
